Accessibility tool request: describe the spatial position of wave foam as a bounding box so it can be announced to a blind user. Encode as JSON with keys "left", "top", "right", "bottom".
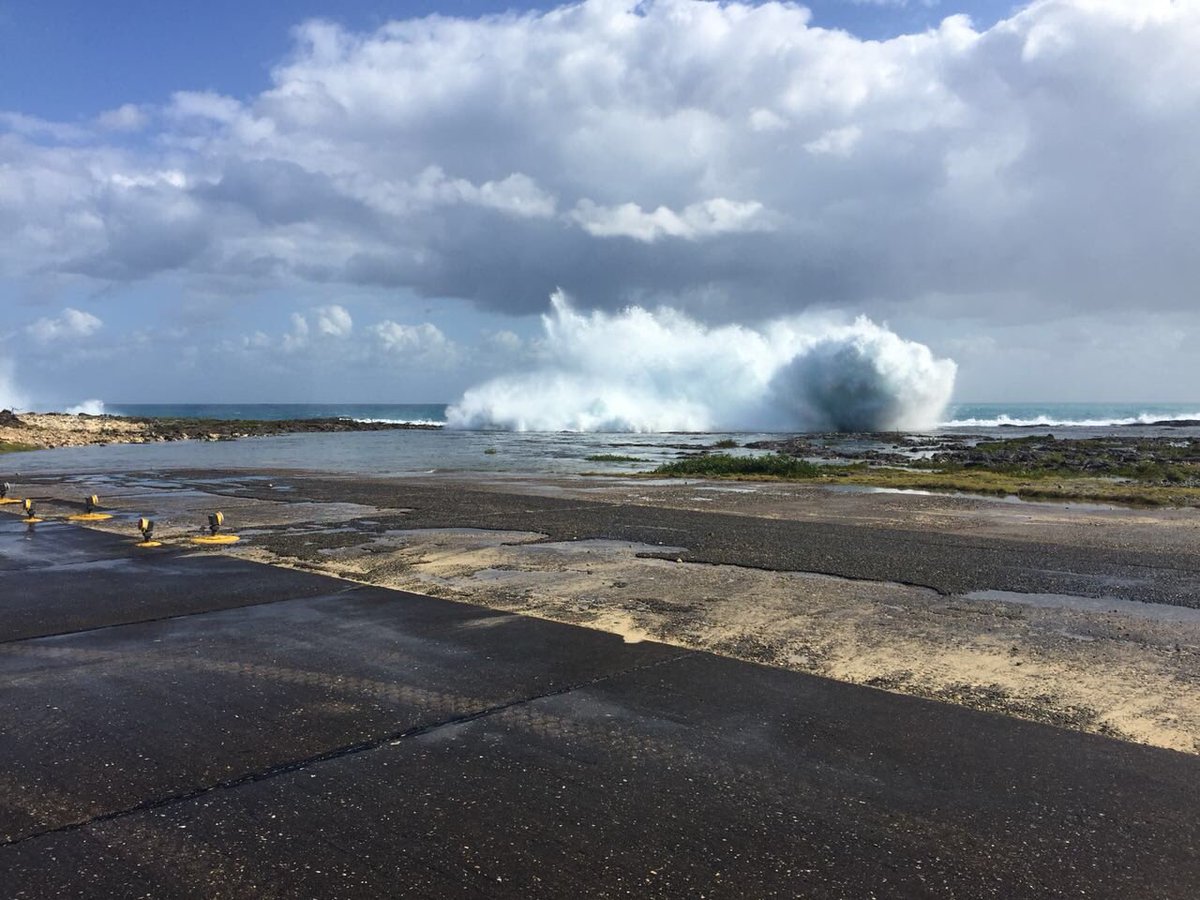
{"left": 0, "top": 359, "right": 26, "bottom": 412}
{"left": 64, "top": 399, "right": 106, "bottom": 416}
{"left": 351, "top": 417, "right": 448, "bottom": 426}
{"left": 447, "top": 292, "right": 956, "bottom": 433}
{"left": 943, "top": 412, "right": 1200, "bottom": 428}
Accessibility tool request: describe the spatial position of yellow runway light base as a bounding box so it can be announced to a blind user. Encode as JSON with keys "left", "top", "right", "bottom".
{"left": 68, "top": 513, "right": 113, "bottom": 522}
{"left": 24, "top": 517, "right": 44, "bottom": 524}
{"left": 191, "top": 534, "right": 240, "bottom": 546}
{"left": 135, "top": 540, "right": 163, "bottom": 548}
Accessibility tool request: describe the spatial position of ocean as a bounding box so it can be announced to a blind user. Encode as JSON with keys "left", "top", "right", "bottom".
{"left": 6, "top": 401, "right": 1199, "bottom": 477}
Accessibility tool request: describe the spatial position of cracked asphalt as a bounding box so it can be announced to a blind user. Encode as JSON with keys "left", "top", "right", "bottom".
{"left": 1, "top": 511, "right": 1199, "bottom": 897}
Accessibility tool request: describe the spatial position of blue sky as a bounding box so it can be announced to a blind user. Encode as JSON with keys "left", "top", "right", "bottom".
{"left": 1, "top": 0, "right": 1197, "bottom": 414}
{"left": 0, "top": 1, "right": 1022, "bottom": 119}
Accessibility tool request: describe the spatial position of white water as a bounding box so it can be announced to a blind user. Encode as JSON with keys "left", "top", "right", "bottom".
{"left": 63, "top": 399, "right": 106, "bottom": 416}
{"left": 448, "top": 292, "right": 956, "bottom": 433}
{"left": 943, "top": 411, "right": 1200, "bottom": 429}
{"left": 0, "top": 359, "right": 26, "bottom": 412}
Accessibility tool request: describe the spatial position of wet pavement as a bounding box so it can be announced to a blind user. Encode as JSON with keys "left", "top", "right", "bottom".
{"left": 1, "top": 519, "right": 1199, "bottom": 898}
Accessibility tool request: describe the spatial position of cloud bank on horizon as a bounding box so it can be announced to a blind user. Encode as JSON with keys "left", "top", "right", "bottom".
{"left": 1, "top": 0, "right": 1198, "bottom": 411}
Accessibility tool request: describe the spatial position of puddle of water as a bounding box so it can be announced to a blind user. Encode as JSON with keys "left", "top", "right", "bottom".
{"left": 966, "top": 589, "right": 1200, "bottom": 624}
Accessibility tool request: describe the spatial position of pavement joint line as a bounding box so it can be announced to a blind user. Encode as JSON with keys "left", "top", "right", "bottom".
{"left": 0, "top": 582, "right": 362, "bottom": 648}
{"left": 0, "top": 650, "right": 694, "bottom": 850}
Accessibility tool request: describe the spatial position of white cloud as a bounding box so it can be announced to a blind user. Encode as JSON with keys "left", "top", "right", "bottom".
{"left": 315, "top": 304, "right": 353, "bottom": 337}
{"left": 804, "top": 125, "right": 862, "bottom": 157}
{"left": 486, "top": 329, "right": 523, "bottom": 354}
{"left": 0, "top": 0, "right": 1198, "bottom": 333}
{"left": 371, "top": 321, "right": 455, "bottom": 364}
{"left": 569, "top": 198, "right": 771, "bottom": 242}
{"left": 281, "top": 313, "right": 309, "bottom": 352}
{"left": 26, "top": 308, "right": 103, "bottom": 342}
{"left": 95, "top": 104, "right": 148, "bottom": 132}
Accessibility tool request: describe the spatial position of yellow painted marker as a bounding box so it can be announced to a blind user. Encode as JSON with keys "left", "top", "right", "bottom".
{"left": 191, "top": 510, "right": 239, "bottom": 545}
{"left": 0, "top": 482, "right": 17, "bottom": 504}
{"left": 69, "top": 494, "right": 112, "bottom": 522}
{"left": 135, "top": 517, "right": 162, "bottom": 548}
{"left": 21, "top": 498, "right": 43, "bottom": 524}
{"left": 190, "top": 533, "right": 240, "bottom": 545}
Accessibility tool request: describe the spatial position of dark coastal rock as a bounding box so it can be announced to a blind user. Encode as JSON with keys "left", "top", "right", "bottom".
{"left": 0, "top": 409, "right": 22, "bottom": 426}
{"left": 135, "top": 416, "right": 441, "bottom": 443}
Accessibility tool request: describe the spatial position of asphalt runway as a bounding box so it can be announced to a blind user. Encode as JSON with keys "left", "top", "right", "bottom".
{"left": 1, "top": 519, "right": 1198, "bottom": 898}
{"left": 221, "top": 476, "right": 1200, "bottom": 606}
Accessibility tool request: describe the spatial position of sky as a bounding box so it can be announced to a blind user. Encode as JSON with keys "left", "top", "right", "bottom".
{"left": 1, "top": 0, "right": 1197, "bottom": 409}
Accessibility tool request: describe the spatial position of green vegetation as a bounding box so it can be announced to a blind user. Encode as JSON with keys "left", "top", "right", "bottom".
{"left": 813, "top": 465, "right": 1200, "bottom": 508}
{"left": 585, "top": 454, "right": 643, "bottom": 462}
{"left": 483, "top": 447, "right": 498, "bottom": 455}
{"left": 648, "top": 438, "right": 1200, "bottom": 508}
{"left": 0, "top": 441, "right": 36, "bottom": 454}
{"left": 654, "top": 453, "right": 822, "bottom": 479}
{"left": 713, "top": 438, "right": 739, "bottom": 449}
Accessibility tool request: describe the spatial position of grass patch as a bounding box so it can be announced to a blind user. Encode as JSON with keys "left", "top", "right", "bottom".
{"left": 650, "top": 453, "right": 1200, "bottom": 507}
{"left": 654, "top": 453, "right": 822, "bottom": 479}
{"left": 819, "top": 465, "right": 1200, "bottom": 507}
{"left": 585, "top": 454, "right": 643, "bottom": 463}
{"left": 713, "top": 438, "right": 739, "bottom": 449}
{"left": 0, "top": 441, "right": 37, "bottom": 454}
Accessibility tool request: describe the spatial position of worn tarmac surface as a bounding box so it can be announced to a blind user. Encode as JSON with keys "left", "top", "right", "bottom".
{"left": 2, "top": 513, "right": 1199, "bottom": 897}
{"left": 209, "top": 474, "right": 1200, "bottom": 606}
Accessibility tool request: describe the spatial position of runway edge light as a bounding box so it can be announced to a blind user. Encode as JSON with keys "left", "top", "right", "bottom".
{"left": 136, "top": 517, "right": 161, "bottom": 548}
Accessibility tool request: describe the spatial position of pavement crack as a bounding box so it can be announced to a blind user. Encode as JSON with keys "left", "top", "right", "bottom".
{"left": 0, "top": 584, "right": 362, "bottom": 647}
{"left": 0, "top": 651, "right": 692, "bottom": 850}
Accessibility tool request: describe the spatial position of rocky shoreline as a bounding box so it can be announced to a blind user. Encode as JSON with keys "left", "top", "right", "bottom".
{"left": 744, "top": 432, "right": 1200, "bottom": 482}
{"left": 0, "top": 409, "right": 439, "bottom": 451}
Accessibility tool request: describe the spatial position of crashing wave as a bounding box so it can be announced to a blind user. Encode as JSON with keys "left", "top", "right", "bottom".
{"left": 63, "top": 399, "right": 106, "bottom": 416}
{"left": 942, "top": 412, "right": 1200, "bottom": 428}
{"left": 447, "top": 292, "right": 956, "bottom": 433}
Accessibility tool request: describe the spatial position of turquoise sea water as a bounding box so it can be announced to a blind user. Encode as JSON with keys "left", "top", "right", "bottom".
{"left": 6, "top": 401, "right": 1198, "bottom": 477}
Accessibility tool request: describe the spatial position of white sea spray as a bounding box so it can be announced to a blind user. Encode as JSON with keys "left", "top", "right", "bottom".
{"left": 64, "top": 399, "right": 106, "bottom": 416}
{"left": 0, "top": 358, "right": 27, "bottom": 412}
{"left": 447, "top": 292, "right": 956, "bottom": 432}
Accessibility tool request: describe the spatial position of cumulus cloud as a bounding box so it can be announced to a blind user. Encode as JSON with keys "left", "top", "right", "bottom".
{"left": 95, "top": 104, "right": 148, "bottom": 132}
{"left": 570, "top": 198, "right": 770, "bottom": 242}
{"left": 371, "top": 321, "right": 456, "bottom": 364}
{"left": 0, "top": 0, "right": 1198, "bottom": 326}
{"left": 26, "top": 308, "right": 103, "bottom": 342}
{"left": 282, "top": 313, "right": 310, "bottom": 352}
{"left": 315, "top": 304, "right": 353, "bottom": 337}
